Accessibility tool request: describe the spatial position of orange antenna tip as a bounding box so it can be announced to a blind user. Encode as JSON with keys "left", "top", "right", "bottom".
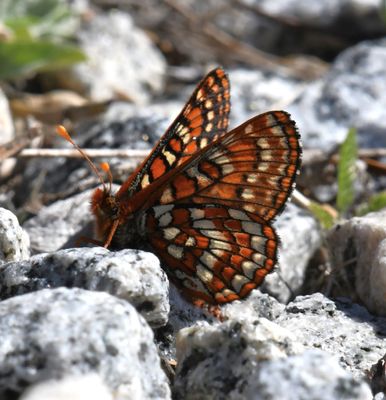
{"left": 100, "top": 162, "right": 110, "bottom": 173}
{"left": 56, "top": 125, "right": 109, "bottom": 192}
{"left": 56, "top": 125, "right": 71, "bottom": 141}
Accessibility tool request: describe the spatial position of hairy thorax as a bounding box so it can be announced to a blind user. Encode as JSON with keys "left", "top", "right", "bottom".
{"left": 91, "top": 187, "right": 147, "bottom": 250}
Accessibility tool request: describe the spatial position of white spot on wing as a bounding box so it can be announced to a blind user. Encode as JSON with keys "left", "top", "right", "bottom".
{"left": 245, "top": 124, "right": 253, "bottom": 134}
{"left": 193, "top": 220, "right": 216, "bottom": 229}
{"left": 232, "top": 274, "right": 250, "bottom": 292}
{"left": 241, "top": 260, "right": 257, "bottom": 279}
{"left": 205, "top": 100, "right": 213, "bottom": 109}
{"left": 160, "top": 187, "right": 174, "bottom": 204}
{"left": 182, "top": 134, "right": 191, "bottom": 144}
{"left": 257, "top": 138, "right": 269, "bottom": 148}
{"left": 211, "top": 239, "right": 232, "bottom": 251}
{"left": 271, "top": 126, "right": 284, "bottom": 136}
{"left": 252, "top": 253, "right": 266, "bottom": 265}
{"left": 185, "top": 236, "right": 196, "bottom": 247}
{"left": 243, "top": 204, "right": 255, "bottom": 213}
{"left": 258, "top": 162, "right": 270, "bottom": 172}
{"left": 197, "top": 89, "right": 204, "bottom": 100}
{"left": 190, "top": 208, "right": 205, "bottom": 219}
{"left": 241, "top": 188, "right": 255, "bottom": 200}
{"left": 229, "top": 209, "right": 250, "bottom": 221}
{"left": 141, "top": 174, "right": 149, "bottom": 188}
{"left": 241, "top": 221, "right": 262, "bottom": 235}
{"left": 251, "top": 236, "right": 267, "bottom": 253}
{"left": 216, "top": 155, "right": 230, "bottom": 164}
{"left": 222, "top": 163, "right": 235, "bottom": 175}
{"left": 153, "top": 204, "right": 174, "bottom": 218}
{"left": 163, "top": 227, "right": 180, "bottom": 240}
{"left": 261, "top": 151, "right": 273, "bottom": 161}
{"left": 163, "top": 150, "right": 177, "bottom": 165}
{"left": 200, "top": 137, "right": 208, "bottom": 147}
{"left": 245, "top": 174, "right": 258, "bottom": 183}
{"left": 159, "top": 212, "right": 172, "bottom": 227}
{"left": 167, "top": 244, "right": 184, "bottom": 259}
{"left": 205, "top": 122, "right": 213, "bottom": 132}
{"left": 179, "top": 126, "right": 189, "bottom": 136}
{"left": 200, "top": 251, "right": 217, "bottom": 270}
{"left": 201, "top": 230, "right": 226, "bottom": 240}
{"left": 196, "top": 264, "right": 214, "bottom": 283}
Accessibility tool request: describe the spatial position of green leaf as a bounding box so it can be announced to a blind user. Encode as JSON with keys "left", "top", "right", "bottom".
{"left": 336, "top": 128, "right": 358, "bottom": 215}
{"left": 2, "top": 0, "right": 79, "bottom": 41}
{"left": 381, "top": 0, "right": 386, "bottom": 25}
{"left": 0, "top": 40, "right": 86, "bottom": 79}
{"left": 356, "top": 191, "right": 386, "bottom": 216}
{"left": 309, "top": 201, "right": 336, "bottom": 229}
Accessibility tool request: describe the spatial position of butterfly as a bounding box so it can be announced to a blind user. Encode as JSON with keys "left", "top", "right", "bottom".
{"left": 60, "top": 67, "right": 301, "bottom": 307}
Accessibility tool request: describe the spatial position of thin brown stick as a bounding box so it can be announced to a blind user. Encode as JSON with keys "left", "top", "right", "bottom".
{"left": 16, "top": 148, "right": 148, "bottom": 159}
{"left": 15, "top": 147, "right": 386, "bottom": 162}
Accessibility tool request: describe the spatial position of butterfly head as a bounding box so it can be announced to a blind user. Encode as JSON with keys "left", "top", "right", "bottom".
{"left": 91, "top": 187, "right": 121, "bottom": 246}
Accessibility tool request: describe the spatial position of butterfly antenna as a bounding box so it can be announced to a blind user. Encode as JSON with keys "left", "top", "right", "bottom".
{"left": 56, "top": 125, "right": 107, "bottom": 191}
{"left": 100, "top": 161, "right": 113, "bottom": 192}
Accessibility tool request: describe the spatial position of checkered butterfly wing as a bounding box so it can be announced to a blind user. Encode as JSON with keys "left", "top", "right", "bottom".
{"left": 145, "top": 111, "right": 301, "bottom": 304}
{"left": 116, "top": 68, "right": 230, "bottom": 198}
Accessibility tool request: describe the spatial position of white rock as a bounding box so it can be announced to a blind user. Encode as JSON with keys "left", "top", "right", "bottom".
{"left": 0, "top": 247, "right": 169, "bottom": 328}
{"left": 328, "top": 210, "right": 386, "bottom": 316}
{"left": 263, "top": 203, "right": 322, "bottom": 303}
{"left": 228, "top": 69, "right": 306, "bottom": 127}
{"left": 289, "top": 39, "right": 386, "bottom": 150}
{"left": 69, "top": 10, "right": 166, "bottom": 104}
{"left": 0, "top": 288, "right": 171, "bottom": 399}
{"left": 0, "top": 208, "right": 30, "bottom": 264}
{"left": 23, "top": 189, "right": 93, "bottom": 253}
{"left": 174, "top": 315, "right": 371, "bottom": 399}
{"left": 276, "top": 293, "right": 386, "bottom": 377}
{"left": 243, "top": 349, "right": 372, "bottom": 400}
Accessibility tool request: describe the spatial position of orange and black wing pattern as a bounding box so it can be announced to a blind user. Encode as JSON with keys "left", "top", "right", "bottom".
{"left": 144, "top": 111, "right": 301, "bottom": 304}
{"left": 117, "top": 68, "right": 230, "bottom": 198}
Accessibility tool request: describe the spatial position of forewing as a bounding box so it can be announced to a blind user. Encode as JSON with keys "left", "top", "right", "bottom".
{"left": 156, "top": 111, "right": 301, "bottom": 222}
{"left": 145, "top": 204, "right": 278, "bottom": 304}
{"left": 117, "top": 67, "right": 230, "bottom": 197}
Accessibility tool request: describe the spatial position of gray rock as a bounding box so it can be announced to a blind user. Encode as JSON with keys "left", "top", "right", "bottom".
{"left": 241, "top": 349, "right": 372, "bottom": 400}
{"left": 61, "top": 10, "right": 166, "bottom": 104}
{"left": 0, "top": 288, "right": 171, "bottom": 399}
{"left": 23, "top": 190, "right": 93, "bottom": 253}
{"left": 223, "top": 290, "right": 285, "bottom": 321}
{"left": 174, "top": 317, "right": 302, "bottom": 399}
{"left": 0, "top": 247, "right": 169, "bottom": 328}
{"left": 276, "top": 293, "right": 386, "bottom": 377}
{"left": 328, "top": 210, "right": 386, "bottom": 316}
{"left": 174, "top": 316, "right": 371, "bottom": 399}
{"left": 0, "top": 208, "right": 30, "bottom": 264}
{"left": 263, "top": 203, "right": 322, "bottom": 303}
{"left": 228, "top": 69, "right": 306, "bottom": 127}
{"left": 289, "top": 39, "right": 386, "bottom": 150}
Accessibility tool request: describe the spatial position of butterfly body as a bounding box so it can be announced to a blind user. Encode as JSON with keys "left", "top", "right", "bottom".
{"left": 90, "top": 68, "right": 302, "bottom": 306}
